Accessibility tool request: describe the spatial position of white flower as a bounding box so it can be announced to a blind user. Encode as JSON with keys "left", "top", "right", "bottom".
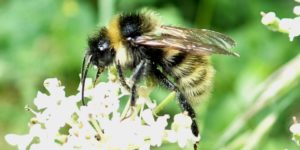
{"left": 261, "top": 1, "right": 300, "bottom": 41}
{"left": 5, "top": 78, "right": 200, "bottom": 150}
{"left": 33, "top": 78, "right": 78, "bottom": 133}
{"left": 278, "top": 18, "right": 294, "bottom": 33}
{"left": 290, "top": 123, "right": 300, "bottom": 145}
{"left": 34, "top": 78, "right": 66, "bottom": 110}
{"left": 87, "top": 83, "right": 120, "bottom": 116}
{"left": 171, "top": 112, "right": 200, "bottom": 148}
{"left": 286, "top": 17, "right": 300, "bottom": 41}
{"left": 290, "top": 123, "right": 300, "bottom": 135}
{"left": 290, "top": 117, "right": 300, "bottom": 145}
{"left": 294, "top": 6, "right": 300, "bottom": 15}
{"left": 277, "top": 17, "right": 300, "bottom": 41}
{"left": 100, "top": 116, "right": 145, "bottom": 149}
{"left": 141, "top": 109, "right": 169, "bottom": 146}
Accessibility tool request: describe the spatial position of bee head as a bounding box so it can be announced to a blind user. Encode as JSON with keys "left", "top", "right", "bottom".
{"left": 87, "top": 28, "right": 115, "bottom": 68}
{"left": 81, "top": 28, "right": 115, "bottom": 105}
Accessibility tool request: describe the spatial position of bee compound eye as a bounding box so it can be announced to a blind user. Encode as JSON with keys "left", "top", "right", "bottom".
{"left": 98, "top": 42, "right": 109, "bottom": 51}
{"left": 99, "top": 46, "right": 104, "bottom": 51}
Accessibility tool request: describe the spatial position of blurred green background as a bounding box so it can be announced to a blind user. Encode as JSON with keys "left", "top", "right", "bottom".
{"left": 1, "top": 0, "right": 300, "bottom": 149}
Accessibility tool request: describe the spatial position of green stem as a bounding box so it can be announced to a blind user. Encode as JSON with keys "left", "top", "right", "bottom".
{"left": 153, "top": 91, "right": 176, "bottom": 115}
{"left": 98, "top": 0, "right": 115, "bottom": 26}
{"left": 216, "top": 54, "right": 300, "bottom": 148}
{"left": 224, "top": 88, "right": 299, "bottom": 149}
{"left": 121, "top": 98, "right": 131, "bottom": 119}
{"left": 89, "top": 117, "right": 104, "bottom": 138}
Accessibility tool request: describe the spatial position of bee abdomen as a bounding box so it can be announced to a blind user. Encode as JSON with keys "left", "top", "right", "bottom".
{"left": 171, "top": 55, "right": 215, "bottom": 105}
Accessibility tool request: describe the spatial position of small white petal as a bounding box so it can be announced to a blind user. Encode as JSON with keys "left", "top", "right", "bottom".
{"left": 5, "top": 134, "right": 33, "bottom": 150}
{"left": 29, "top": 124, "right": 44, "bottom": 136}
{"left": 33, "top": 91, "right": 52, "bottom": 109}
{"left": 294, "top": 6, "right": 300, "bottom": 15}
{"left": 290, "top": 123, "right": 300, "bottom": 134}
{"left": 279, "top": 18, "right": 294, "bottom": 33}
{"left": 156, "top": 115, "right": 169, "bottom": 128}
{"left": 30, "top": 141, "right": 61, "bottom": 150}
{"left": 145, "top": 98, "right": 156, "bottom": 109}
{"left": 44, "top": 100, "right": 76, "bottom": 132}
{"left": 141, "top": 109, "right": 155, "bottom": 125}
{"left": 139, "top": 143, "right": 151, "bottom": 150}
{"left": 173, "top": 113, "right": 192, "bottom": 129}
{"left": 44, "top": 78, "right": 65, "bottom": 96}
{"left": 288, "top": 17, "right": 300, "bottom": 41}
{"left": 177, "top": 129, "right": 190, "bottom": 148}
{"left": 261, "top": 12, "right": 279, "bottom": 25}
{"left": 77, "top": 78, "right": 93, "bottom": 92}
{"left": 44, "top": 78, "right": 61, "bottom": 88}
{"left": 165, "top": 130, "right": 177, "bottom": 143}
{"left": 176, "top": 128, "right": 199, "bottom": 148}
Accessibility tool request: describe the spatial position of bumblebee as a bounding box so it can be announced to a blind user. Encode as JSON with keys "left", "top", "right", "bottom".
{"left": 81, "top": 10, "right": 238, "bottom": 149}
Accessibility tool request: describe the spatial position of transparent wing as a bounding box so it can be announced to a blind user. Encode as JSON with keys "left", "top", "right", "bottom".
{"left": 134, "top": 25, "right": 239, "bottom": 57}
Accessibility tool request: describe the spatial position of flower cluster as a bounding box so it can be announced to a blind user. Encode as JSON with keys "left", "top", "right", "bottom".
{"left": 290, "top": 117, "right": 300, "bottom": 145}
{"left": 261, "top": 0, "right": 300, "bottom": 41}
{"left": 5, "top": 78, "right": 199, "bottom": 150}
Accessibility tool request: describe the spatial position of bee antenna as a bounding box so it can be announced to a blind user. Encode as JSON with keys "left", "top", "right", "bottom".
{"left": 81, "top": 54, "right": 92, "bottom": 106}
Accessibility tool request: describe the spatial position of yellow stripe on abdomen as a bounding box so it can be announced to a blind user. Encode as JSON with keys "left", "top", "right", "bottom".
{"left": 171, "top": 55, "right": 215, "bottom": 105}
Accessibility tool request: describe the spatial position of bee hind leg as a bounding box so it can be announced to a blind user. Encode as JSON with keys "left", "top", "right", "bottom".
{"left": 151, "top": 65, "right": 199, "bottom": 150}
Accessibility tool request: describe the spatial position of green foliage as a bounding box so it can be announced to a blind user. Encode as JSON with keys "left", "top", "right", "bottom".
{"left": 1, "top": 0, "right": 300, "bottom": 149}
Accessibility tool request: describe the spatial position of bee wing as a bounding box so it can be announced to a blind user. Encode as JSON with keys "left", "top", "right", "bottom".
{"left": 134, "top": 25, "right": 239, "bottom": 57}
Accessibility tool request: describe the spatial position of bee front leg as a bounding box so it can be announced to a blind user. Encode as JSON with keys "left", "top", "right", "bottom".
{"left": 116, "top": 60, "right": 131, "bottom": 91}
{"left": 151, "top": 65, "right": 199, "bottom": 150}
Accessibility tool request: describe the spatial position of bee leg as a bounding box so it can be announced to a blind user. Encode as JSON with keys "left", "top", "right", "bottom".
{"left": 129, "top": 60, "right": 148, "bottom": 106}
{"left": 152, "top": 66, "right": 199, "bottom": 149}
{"left": 116, "top": 60, "right": 131, "bottom": 91}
